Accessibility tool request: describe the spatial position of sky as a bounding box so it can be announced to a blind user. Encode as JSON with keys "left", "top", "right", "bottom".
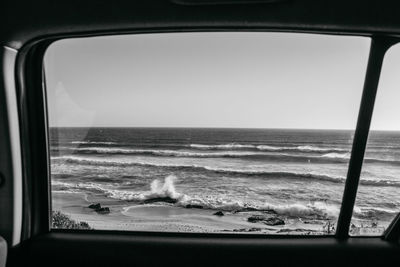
{"left": 43, "top": 32, "right": 395, "bottom": 130}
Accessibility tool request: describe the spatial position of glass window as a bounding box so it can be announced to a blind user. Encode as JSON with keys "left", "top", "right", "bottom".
{"left": 45, "top": 32, "right": 369, "bottom": 234}
{"left": 350, "top": 43, "right": 400, "bottom": 236}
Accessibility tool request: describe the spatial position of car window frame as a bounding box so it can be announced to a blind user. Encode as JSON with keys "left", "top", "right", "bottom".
{"left": 14, "top": 29, "right": 400, "bottom": 243}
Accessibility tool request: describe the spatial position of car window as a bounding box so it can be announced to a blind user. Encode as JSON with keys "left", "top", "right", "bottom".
{"left": 350, "top": 43, "right": 400, "bottom": 236}
{"left": 44, "top": 32, "right": 370, "bottom": 234}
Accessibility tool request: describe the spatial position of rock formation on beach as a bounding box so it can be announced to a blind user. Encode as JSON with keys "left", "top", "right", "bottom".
{"left": 88, "top": 203, "right": 111, "bottom": 214}
{"left": 88, "top": 203, "right": 101, "bottom": 210}
{"left": 186, "top": 204, "right": 204, "bottom": 209}
{"left": 247, "top": 214, "right": 285, "bottom": 226}
{"left": 143, "top": 197, "right": 178, "bottom": 204}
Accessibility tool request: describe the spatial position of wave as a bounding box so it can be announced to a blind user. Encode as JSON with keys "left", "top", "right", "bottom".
{"left": 71, "top": 141, "right": 116, "bottom": 145}
{"left": 321, "top": 152, "right": 351, "bottom": 159}
{"left": 53, "top": 155, "right": 345, "bottom": 183}
{"left": 57, "top": 146, "right": 271, "bottom": 158}
{"left": 54, "top": 175, "right": 399, "bottom": 219}
{"left": 320, "top": 152, "right": 400, "bottom": 166}
{"left": 53, "top": 155, "right": 400, "bottom": 188}
{"left": 54, "top": 146, "right": 355, "bottom": 164}
{"left": 189, "top": 143, "right": 255, "bottom": 150}
{"left": 359, "top": 179, "right": 400, "bottom": 187}
{"left": 58, "top": 144, "right": 400, "bottom": 166}
{"left": 321, "top": 152, "right": 400, "bottom": 166}
{"left": 53, "top": 176, "right": 183, "bottom": 204}
{"left": 53, "top": 177, "right": 339, "bottom": 218}
{"left": 189, "top": 143, "right": 348, "bottom": 153}
{"left": 353, "top": 205, "right": 399, "bottom": 219}
{"left": 364, "top": 157, "right": 400, "bottom": 166}
{"left": 258, "top": 145, "right": 348, "bottom": 153}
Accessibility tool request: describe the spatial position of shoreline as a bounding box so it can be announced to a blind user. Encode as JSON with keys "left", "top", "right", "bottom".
{"left": 52, "top": 191, "right": 332, "bottom": 234}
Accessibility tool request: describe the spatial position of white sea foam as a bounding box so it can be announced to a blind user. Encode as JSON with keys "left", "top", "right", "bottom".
{"left": 60, "top": 146, "right": 266, "bottom": 158}
{"left": 294, "top": 145, "right": 346, "bottom": 153}
{"left": 189, "top": 143, "right": 255, "bottom": 149}
{"left": 71, "top": 141, "right": 116, "bottom": 145}
{"left": 53, "top": 177, "right": 398, "bottom": 219}
{"left": 256, "top": 145, "right": 284, "bottom": 151}
{"left": 54, "top": 178, "right": 336, "bottom": 217}
{"left": 148, "top": 175, "right": 182, "bottom": 200}
{"left": 263, "top": 202, "right": 340, "bottom": 218}
{"left": 321, "top": 152, "right": 351, "bottom": 159}
{"left": 189, "top": 143, "right": 348, "bottom": 153}
{"left": 257, "top": 145, "right": 347, "bottom": 153}
{"left": 352, "top": 205, "right": 398, "bottom": 218}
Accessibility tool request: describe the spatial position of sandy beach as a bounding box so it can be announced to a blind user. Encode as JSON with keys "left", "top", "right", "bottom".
{"left": 52, "top": 191, "right": 329, "bottom": 234}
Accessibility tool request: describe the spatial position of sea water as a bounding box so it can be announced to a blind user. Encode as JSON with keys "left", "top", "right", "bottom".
{"left": 50, "top": 127, "right": 400, "bottom": 233}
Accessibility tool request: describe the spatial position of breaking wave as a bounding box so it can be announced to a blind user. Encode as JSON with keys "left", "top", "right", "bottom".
{"left": 321, "top": 152, "right": 351, "bottom": 159}
{"left": 53, "top": 175, "right": 183, "bottom": 202}
{"left": 320, "top": 152, "right": 400, "bottom": 166}
{"left": 58, "top": 144, "right": 400, "bottom": 165}
{"left": 54, "top": 147, "right": 355, "bottom": 164}
{"left": 52, "top": 177, "right": 340, "bottom": 218}
{"left": 57, "top": 146, "right": 274, "bottom": 158}
{"left": 53, "top": 155, "right": 345, "bottom": 182}
{"left": 53, "top": 156, "right": 400, "bottom": 187}
{"left": 189, "top": 143, "right": 348, "bottom": 153}
{"left": 71, "top": 141, "right": 116, "bottom": 145}
{"left": 53, "top": 176, "right": 397, "bottom": 219}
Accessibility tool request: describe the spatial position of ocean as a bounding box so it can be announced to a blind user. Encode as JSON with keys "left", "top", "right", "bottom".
{"left": 50, "top": 127, "right": 400, "bottom": 234}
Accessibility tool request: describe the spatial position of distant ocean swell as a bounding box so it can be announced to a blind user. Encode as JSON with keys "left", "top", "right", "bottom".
{"left": 69, "top": 141, "right": 349, "bottom": 153}
{"left": 56, "top": 146, "right": 352, "bottom": 162}
{"left": 66, "top": 141, "right": 400, "bottom": 154}
{"left": 52, "top": 156, "right": 400, "bottom": 187}
{"left": 52, "top": 147, "right": 400, "bottom": 165}
{"left": 71, "top": 141, "right": 117, "bottom": 145}
{"left": 189, "top": 143, "right": 348, "bottom": 153}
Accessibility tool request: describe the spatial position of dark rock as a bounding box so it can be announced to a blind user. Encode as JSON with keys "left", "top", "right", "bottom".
{"left": 232, "top": 228, "right": 246, "bottom": 232}
{"left": 88, "top": 203, "right": 101, "bottom": 210}
{"left": 263, "top": 217, "right": 285, "bottom": 226}
{"left": 233, "top": 207, "right": 277, "bottom": 214}
{"left": 95, "top": 207, "right": 110, "bottom": 214}
{"left": 247, "top": 215, "right": 268, "bottom": 223}
{"left": 88, "top": 203, "right": 110, "bottom": 214}
{"left": 230, "top": 227, "right": 262, "bottom": 232}
{"left": 185, "top": 204, "right": 203, "bottom": 209}
{"left": 277, "top": 228, "right": 317, "bottom": 234}
{"left": 143, "top": 197, "right": 178, "bottom": 204}
{"left": 247, "top": 228, "right": 262, "bottom": 232}
{"left": 247, "top": 215, "right": 284, "bottom": 226}
{"left": 213, "top": 211, "right": 224, "bottom": 216}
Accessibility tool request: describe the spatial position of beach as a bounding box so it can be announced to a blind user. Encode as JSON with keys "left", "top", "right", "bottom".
{"left": 53, "top": 191, "right": 330, "bottom": 234}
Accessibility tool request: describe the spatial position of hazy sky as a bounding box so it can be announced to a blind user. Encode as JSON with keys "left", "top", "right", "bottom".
{"left": 370, "top": 44, "right": 400, "bottom": 131}
{"left": 44, "top": 32, "right": 389, "bottom": 129}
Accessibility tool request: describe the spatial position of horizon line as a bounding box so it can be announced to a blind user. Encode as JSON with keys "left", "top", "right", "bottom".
{"left": 48, "top": 126, "right": 400, "bottom": 132}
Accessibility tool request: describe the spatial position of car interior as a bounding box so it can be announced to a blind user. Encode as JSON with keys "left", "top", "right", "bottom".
{"left": 2, "top": 0, "right": 400, "bottom": 266}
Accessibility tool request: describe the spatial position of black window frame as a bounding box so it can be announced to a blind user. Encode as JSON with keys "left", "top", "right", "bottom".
{"left": 15, "top": 29, "right": 400, "bottom": 242}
